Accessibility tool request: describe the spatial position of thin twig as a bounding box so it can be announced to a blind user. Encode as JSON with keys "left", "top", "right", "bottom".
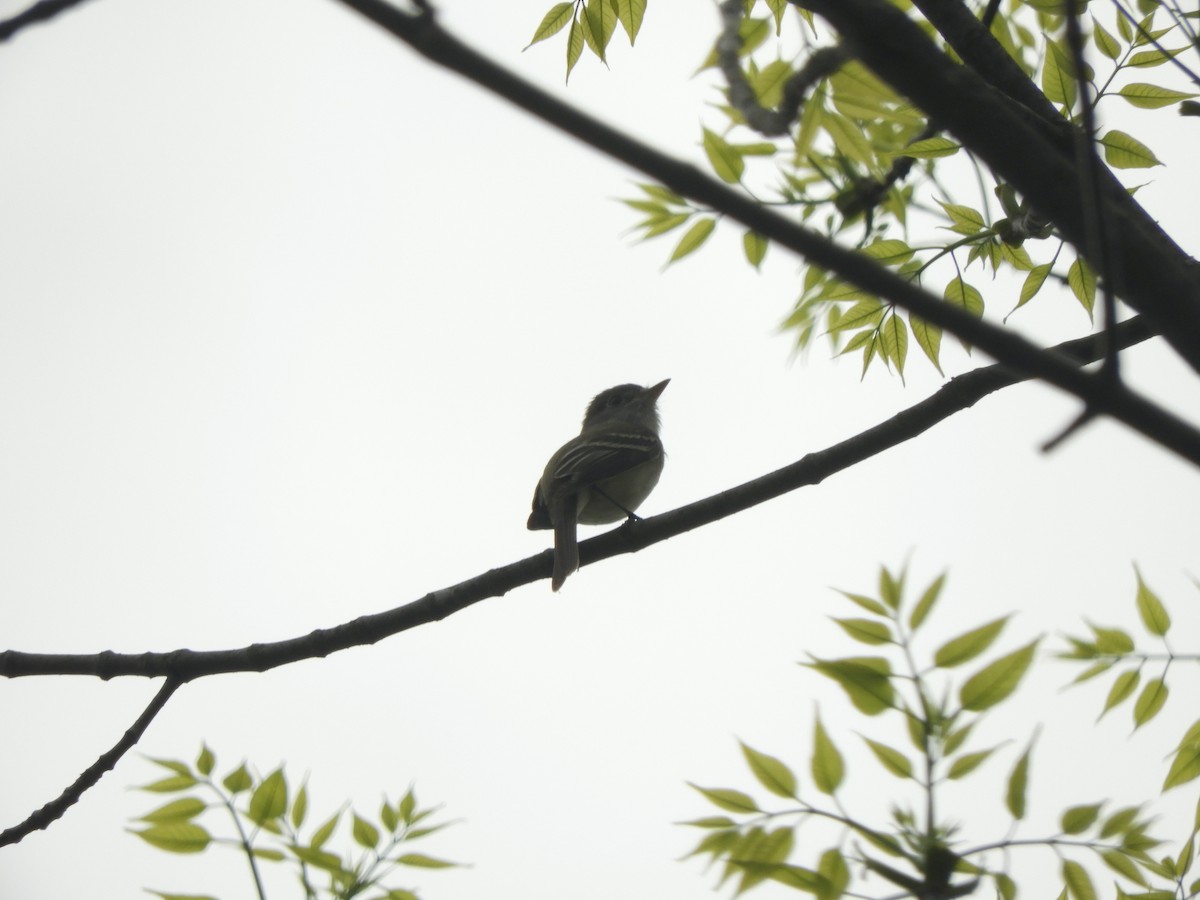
{"left": 716, "top": 0, "right": 847, "bottom": 136}
{"left": 0, "top": 678, "right": 181, "bottom": 846}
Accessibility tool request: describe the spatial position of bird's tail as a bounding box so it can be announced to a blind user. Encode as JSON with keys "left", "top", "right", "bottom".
{"left": 552, "top": 514, "right": 579, "bottom": 592}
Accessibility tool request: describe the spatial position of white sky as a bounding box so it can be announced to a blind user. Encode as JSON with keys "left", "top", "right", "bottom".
{"left": 2, "top": 1, "right": 1200, "bottom": 898}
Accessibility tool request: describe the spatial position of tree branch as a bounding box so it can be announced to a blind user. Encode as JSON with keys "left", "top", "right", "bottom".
{"left": 716, "top": 0, "right": 847, "bottom": 136}
{"left": 317, "top": 0, "right": 1200, "bottom": 465}
{"left": 0, "top": 317, "right": 1156, "bottom": 683}
{"left": 0, "top": 678, "right": 181, "bottom": 846}
{"left": 798, "top": 0, "right": 1200, "bottom": 376}
{"left": 0, "top": 0, "right": 94, "bottom": 41}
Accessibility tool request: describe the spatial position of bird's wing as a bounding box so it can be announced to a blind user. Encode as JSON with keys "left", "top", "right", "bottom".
{"left": 549, "top": 430, "right": 663, "bottom": 488}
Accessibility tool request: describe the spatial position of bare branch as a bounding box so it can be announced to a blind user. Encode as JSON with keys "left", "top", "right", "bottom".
{"left": 0, "top": 678, "right": 181, "bottom": 846}
{"left": 0, "top": 0, "right": 95, "bottom": 42}
{"left": 0, "top": 318, "right": 1157, "bottom": 684}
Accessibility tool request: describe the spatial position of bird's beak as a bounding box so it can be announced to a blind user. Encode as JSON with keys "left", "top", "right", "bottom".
{"left": 645, "top": 378, "right": 670, "bottom": 401}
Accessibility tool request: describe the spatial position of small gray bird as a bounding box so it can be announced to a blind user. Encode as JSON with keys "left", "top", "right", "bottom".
{"left": 528, "top": 380, "right": 669, "bottom": 591}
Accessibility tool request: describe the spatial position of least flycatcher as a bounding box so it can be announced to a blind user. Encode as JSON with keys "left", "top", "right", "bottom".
{"left": 528, "top": 379, "right": 669, "bottom": 591}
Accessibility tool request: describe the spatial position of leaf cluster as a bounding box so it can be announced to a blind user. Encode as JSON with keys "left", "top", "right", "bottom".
{"left": 129, "top": 745, "right": 461, "bottom": 900}
{"left": 528, "top": 0, "right": 1198, "bottom": 378}
{"left": 680, "top": 563, "right": 1200, "bottom": 899}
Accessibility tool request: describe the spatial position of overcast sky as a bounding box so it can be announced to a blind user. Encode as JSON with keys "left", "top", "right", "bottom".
{"left": 2, "top": 2, "right": 1200, "bottom": 899}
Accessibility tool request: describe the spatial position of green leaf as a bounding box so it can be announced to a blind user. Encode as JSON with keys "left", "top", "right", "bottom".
{"left": 679, "top": 816, "right": 737, "bottom": 828}
{"left": 1100, "top": 849, "right": 1147, "bottom": 886}
{"left": 1134, "top": 568, "right": 1171, "bottom": 636}
{"left": 399, "top": 786, "right": 417, "bottom": 822}
{"left": 947, "top": 748, "right": 996, "bottom": 779}
{"left": 249, "top": 769, "right": 288, "bottom": 826}
{"left": 740, "top": 742, "right": 798, "bottom": 798}
{"left": 222, "top": 763, "right": 252, "bottom": 794}
{"left": 909, "top": 575, "right": 944, "bottom": 632}
{"left": 994, "top": 872, "right": 1017, "bottom": 900}
{"left": 148, "top": 757, "right": 193, "bottom": 778}
{"left": 1100, "top": 130, "right": 1162, "bottom": 168}
{"left": 1006, "top": 744, "right": 1031, "bottom": 819}
{"left": 138, "top": 775, "right": 198, "bottom": 794}
{"left": 743, "top": 230, "right": 768, "bottom": 269}
{"left": 132, "top": 822, "right": 211, "bottom": 854}
{"left": 1127, "top": 46, "right": 1187, "bottom": 68}
{"left": 1133, "top": 678, "right": 1168, "bottom": 728}
{"left": 195, "top": 745, "right": 215, "bottom": 778}
{"left": 668, "top": 218, "right": 716, "bottom": 263}
{"left": 909, "top": 316, "right": 943, "bottom": 374}
{"left": 806, "top": 656, "right": 895, "bottom": 715}
{"left": 291, "top": 783, "right": 308, "bottom": 830}
{"left": 703, "top": 129, "right": 745, "bottom": 184}
{"left": 525, "top": 3, "right": 574, "bottom": 49}
{"left": 961, "top": 640, "right": 1039, "bottom": 712}
{"left": 688, "top": 783, "right": 760, "bottom": 814}
{"left": 811, "top": 715, "right": 845, "bottom": 794}
{"left": 898, "top": 136, "right": 959, "bottom": 158}
{"left": 1165, "top": 738, "right": 1200, "bottom": 791}
{"left": 380, "top": 799, "right": 398, "bottom": 833}
{"left": 1100, "top": 806, "right": 1142, "bottom": 838}
{"left": 943, "top": 720, "right": 976, "bottom": 756}
{"left": 861, "top": 239, "right": 914, "bottom": 266}
{"left": 565, "top": 15, "right": 584, "bottom": 82}
{"left": 944, "top": 277, "right": 984, "bottom": 318}
{"left": 862, "top": 737, "right": 913, "bottom": 778}
{"left": 639, "top": 212, "right": 690, "bottom": 238}
{"left": 1092, "top": 17, "right": 1122, "bottom": 59}
{"left": 1090, "top": 623, "right": 1134, "bottom": 654}
{"left": 309, "top": 810, "right": 341, "bottom": 849}
{"left": 819, "top": 847, "right": 850, "bottom": 897}
{"left": 828, "top": 299, "right": 884, "bottom": 332}
{"left": 395, "top": 853, "right": 459, "bottom": 869}
{"left": 934, "top": 616, "right": 1010, "bottom": 668}
{"left": 139, "top": 798, "right": 206, "bottom": 823}
{"left": 879, "top": 313, "right": 908, "bottom": 375}
{"left": 1063, "top": 858, "right": 1097, "bottom": 900}
{"left": 1101, "top": 670, "right": 1141, "bottom": 718}
{"left": 832, "top": 617, "right": 892, "bottom": 645}
{"left": 615, "top": 0, "right": 646, "bottom": 44}
{"left": 1042, "top": 38, "right": 1078, "bottom": 109}
{"left": 1062, "top": 803, "right": 1104, "bottom": 834}
{"left": 937, "top": 200, "right": 986, "bottom": 235}
{"left": 1117, "top": 82, "right": 1197, "bottom": 108}
{"left": 290, "top": 844, "right": 347, "bottom": 872}
{"left": 838, "top": 591, "right": 888, "bottom": 616}
{"left": 1016, "top": 263, "right": 1052, "bottom": 310}
{"left": 353, "top": 813, "right": 380, "bottom": 849}
{"left": 1068, "top": 257, "right": 1096, "bottom": 315}
{"left": 581, "top": 0, "right": 617, "bottom": 62}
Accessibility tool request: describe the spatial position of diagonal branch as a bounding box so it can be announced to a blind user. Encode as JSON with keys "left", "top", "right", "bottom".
{"left": 324, "top": 0, "right": 1200, "bottom": 465}
{"left": 0, "top": 678, "right": 181, "bottom": 847}
{"left": 0, "top": 317, "right": 1157, "bottom": 684}
{"left": 0, "top": 0, "right": 95, "bottom": 41}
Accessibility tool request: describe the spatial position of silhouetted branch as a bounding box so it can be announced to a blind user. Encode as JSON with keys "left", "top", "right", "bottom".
{"left": 0, "top": 317, "right": 1157, "bottom": 685}
{"left": 0, "top": 0, "right": 94, "bottom": 41}
{"left": 0, "top": 678, "right": 181, "bottom": 846}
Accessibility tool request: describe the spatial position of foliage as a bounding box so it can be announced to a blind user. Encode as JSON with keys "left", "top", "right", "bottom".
{"left": 527, "top": 0, "right": 1199, "bottom": 378}
{"left": 129, "top": 745, "right": 461, "bottom": 900}
{"left": 681, "top": 565, "right": 1200, "bottom": 899}
{"left": 1061, "top": 568, "right": 1200, "bottom": 793}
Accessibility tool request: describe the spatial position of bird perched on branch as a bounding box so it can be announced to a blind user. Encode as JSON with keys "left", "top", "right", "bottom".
{"left": 528, "top": 379, "right": 669, "bottom": 591}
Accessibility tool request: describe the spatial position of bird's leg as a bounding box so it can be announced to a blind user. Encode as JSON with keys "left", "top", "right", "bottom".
{"left": 592, "top": 486, "right": 642, "bottom": 522}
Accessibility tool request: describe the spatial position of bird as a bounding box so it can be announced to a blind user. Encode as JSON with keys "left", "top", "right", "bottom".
{"left": 527, "top": 379, "right": 669, "bottom": 591}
